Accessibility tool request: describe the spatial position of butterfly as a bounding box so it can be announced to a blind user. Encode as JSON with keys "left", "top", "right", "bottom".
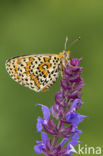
{"left": 5, "top": 50, "right": 70, "bottom": 92}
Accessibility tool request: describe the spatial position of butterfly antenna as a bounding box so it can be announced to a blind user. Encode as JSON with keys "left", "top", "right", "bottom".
{"left": 64, "top": 36, "right": 68, "bottom": 51}
{"left": 70, "top": 36, "right": 80, "bottom": 49}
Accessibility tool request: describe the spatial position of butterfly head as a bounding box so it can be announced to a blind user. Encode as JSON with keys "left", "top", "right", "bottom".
{"left": 63, "top": 50, "right": 70, "bottom": 59}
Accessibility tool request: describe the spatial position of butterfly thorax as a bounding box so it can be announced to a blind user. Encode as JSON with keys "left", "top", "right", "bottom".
{"left": 59, "top": 50, "right": 70, "bottom": 67}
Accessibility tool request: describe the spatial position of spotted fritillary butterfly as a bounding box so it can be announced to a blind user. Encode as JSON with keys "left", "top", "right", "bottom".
{"left": 5, "top": 50, "right": 70, "bottom": 92}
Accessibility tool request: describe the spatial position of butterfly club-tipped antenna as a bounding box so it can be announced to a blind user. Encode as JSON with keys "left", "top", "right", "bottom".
{"left": 70, "top": 36, "right": 80, "bottom": 49}
{"left": 64, "top": 36, "right": 69, "bottom": 51}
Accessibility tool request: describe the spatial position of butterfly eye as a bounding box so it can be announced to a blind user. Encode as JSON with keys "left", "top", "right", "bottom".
{"left": 64, "top": 52, "right": 67, "bottom": 57}
{"left": 63, "top": 51, "right": 70, "bottom": 58}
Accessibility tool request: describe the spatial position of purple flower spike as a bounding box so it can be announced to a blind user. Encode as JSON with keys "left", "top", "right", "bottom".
{"left": 34, "top": 58, "right": 87, "bottom": 156}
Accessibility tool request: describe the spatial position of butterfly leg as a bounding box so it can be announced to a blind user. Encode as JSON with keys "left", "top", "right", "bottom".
{"left": 60, "top": 64, "right": 64, "bottom": 77}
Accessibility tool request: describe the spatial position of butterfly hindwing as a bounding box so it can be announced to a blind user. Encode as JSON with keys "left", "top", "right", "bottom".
{"left": 6, "top": 54, "right": 62, "bottom": 92}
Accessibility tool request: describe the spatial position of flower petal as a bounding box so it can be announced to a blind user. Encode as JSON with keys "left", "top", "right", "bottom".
{"left": 60, "top": 138, "right": 68, "bottom": 147}
{"left": 66, "top": 112, "right": 86, "bottom": 126}
{"left": 42, "top": 105, "right": 50, "bottom": 121}
{"left": 70, "top": 99, "right": 82, "bottom": 112}
{"left": 36, "top": 117, "right": 43, "bottom": 132}
{"left": 41, "top": 132, "right": 48, "bottom": 144}
{"left": 34, "top": 144, "right": 42, "bottom": 154}
{"left": 71, "top": 133, "right": 79, "bottom": 141}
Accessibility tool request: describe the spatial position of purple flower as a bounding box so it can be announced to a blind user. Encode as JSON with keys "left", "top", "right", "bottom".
{"left": 36, "top": 105, "right": 57, "bottom": 135}
{"left": 66, "top": 112, "right": 87, "bottom": 126}
{"left": 37, "top": 117, "right": 44, "bottom": 132}
{"left": 36, "top": 105, "right": 50, "bottom": 132}
{"left": 41, "top": 105, "right": 50, "bottom": 121}
{"left": 34, "top": 132, "right": 48, "bottom": 154}
{"left": 69, "top": 98, "right": 82, "bottom": 111}
{"left": 34, "top": 58, "right": 87, "bottom": 156}
{"left": 70, "top": 58, "right": 82, "bottom": 66}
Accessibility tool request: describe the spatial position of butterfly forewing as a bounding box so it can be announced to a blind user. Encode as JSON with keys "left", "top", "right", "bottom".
{"left": 6, "top": 54, "right": 62, "bottom": 92}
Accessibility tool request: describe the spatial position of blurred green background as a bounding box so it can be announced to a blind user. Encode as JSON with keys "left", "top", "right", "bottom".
{"left": 0, "top": 0, "right": 103, "bottom": 156}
